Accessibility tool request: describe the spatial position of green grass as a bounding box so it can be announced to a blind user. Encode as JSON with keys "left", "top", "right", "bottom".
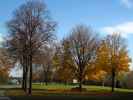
{"left": 32, "top": 83, "right": 77, "bottom": 90}
{"left": 84, "top": 85, "right": 133, "bottom": 93}
{"left": 32, "top": 83, "right": 133, "bottom": 93}
{"left": 2, "top": 83, "right": 133, "bottom": 96}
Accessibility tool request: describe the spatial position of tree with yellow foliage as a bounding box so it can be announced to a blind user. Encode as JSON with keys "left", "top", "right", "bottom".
{"left": 52, "top": 40, "right": 75, "bottom": 83}
{"left": 96, "top": 33, "right": 131, "bottom": 92}
{"left": 0, "top": 48, "right": 15, "bottom": 84}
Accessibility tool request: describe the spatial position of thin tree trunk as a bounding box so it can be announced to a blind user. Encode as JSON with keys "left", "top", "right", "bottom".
{"left": 45, "top": 71, "right": 48, "bottom": 86}
{"left": 24, "top": 55, "right": 28, "bottom": 93}
{"left": 79, "top": 78, "right": 82, "bottom": 92}
{"left": 22, "top": 55, "right": 27, "bottom": 92}
{"left": 22, "top": 70, "right": 25, "bottom": 89}
{"left": 24, "top": 68, "right": 28, "bottom": 93}
{"left": 111, "top": 68, "right": 115, "bottom": 92}
{"left": 21, "top": 56, "right": 25, "bottom": 90}
{"left": 22, "top": 68, "right": 26, "bottom": 91}
{"left": 28, "top": 55, "right": 32, "bottom": 95}
{"left": 79, "top": 72, "right": 82, "bottom": 92}
{"left": 78, "top": 64, "right": 83, "bottom": 92}
{"left": 43, "top": 64, "right": 48, "bottom": 86}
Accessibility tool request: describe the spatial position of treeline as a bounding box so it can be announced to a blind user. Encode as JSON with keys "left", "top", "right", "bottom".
{"left": 0, "top": 0, "right": 131, "bottom": 95}
{"left": 51, "top": 25, "right": 131, "bottom": 92}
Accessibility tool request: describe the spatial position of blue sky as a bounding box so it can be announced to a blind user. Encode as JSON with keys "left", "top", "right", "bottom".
{"left": 0, "top": 0, "right": 133, "bottom": 72}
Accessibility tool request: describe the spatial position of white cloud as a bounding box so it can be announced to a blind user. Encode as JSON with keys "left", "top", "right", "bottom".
{"left": 0, "top": 34, "right": 4, "bottom": 42}
{"left": 101, "top": 21, "right": 133, "bottom": 37}
{"left": 120, "top": 0, "right": 133, "bottom": 8}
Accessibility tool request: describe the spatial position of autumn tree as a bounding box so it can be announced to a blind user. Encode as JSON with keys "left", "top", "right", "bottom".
{"left": 0, "top": 48, "right": 15, "bottom": 83}
{"left": 7, "top": 0, "right": 56, "bottom": 95}
{"left": 53, "top": 40, "right": 75, "bottom": 83}
{"left": 96, "top": 33, "right": 131, "bottom": 92}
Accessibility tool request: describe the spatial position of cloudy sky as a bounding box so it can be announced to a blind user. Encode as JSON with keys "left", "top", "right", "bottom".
{"left": 0, "top": 0, "right": 133, "bottom": 73}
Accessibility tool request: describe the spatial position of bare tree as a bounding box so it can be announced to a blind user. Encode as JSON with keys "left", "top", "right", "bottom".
{"left": 7, "top": 0, "right": 56, "bottom": 95}
{"left": 34, "top": 43, "right": 55, "bottom": 85}
{"left": 63, "top": 25, "right": 98, "bottom": 91}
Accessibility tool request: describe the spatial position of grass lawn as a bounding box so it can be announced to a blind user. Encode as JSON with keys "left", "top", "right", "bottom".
{"left": 3, "top": 83, "right": 133, "bottom": 96}
{"left": 32, "top": 83, "right": 133, "bottom": 92}
{"left": 32, "top": 83, "right": 76, "bottom": 90}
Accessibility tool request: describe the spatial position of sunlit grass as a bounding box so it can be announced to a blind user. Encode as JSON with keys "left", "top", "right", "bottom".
{"left": 3, "top": 83, "right": 133, "bottom": 96}
{"left": 32, "top": 83, "right": 77, "bottom": 90}
{"left": 32, "top": 83, "right": 133, "bottom": 93}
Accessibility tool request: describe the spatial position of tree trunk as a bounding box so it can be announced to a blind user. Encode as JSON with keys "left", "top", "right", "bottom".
{"left": 24, "top": 68, "right": 28, "bottom": 93}
{"left": 24, "top": 55, "right": 28, "bottom": 93}
{"left": 79, "top": 64, "right": 83, "bottom": 92}
{"left": 22, "top": 68, "right": 26, "bottom": 91}
{"left": 45, "top": 81, "right": 48, "bottom": 85}
{"left": 79, "top": 78, "right": 82, "bottom": 92}
{"left": 22, "top": 68, "right": 25, "bottom": 90}
{"left": 43, "top": 64, "right": 48, "bottom": 86}
{"left": 45, "top": 72, "right": 48, "bottom": 86}
{"left": 111, "top": 68, "right": 115, "bottom": 92}
{"left": 28, "top": 55, "right": 32, "bottom": 95}
{"left": 22, "top": 55, "right": 27, "bottom": 92}
{"left": 79, "top": 73, "right": 82, "bottom": 92}
{"left": 22, "top": 71, "right": 25, "bottom": 89}
{"left": 21, "top": 57, "right": 25, "bottom": 90}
